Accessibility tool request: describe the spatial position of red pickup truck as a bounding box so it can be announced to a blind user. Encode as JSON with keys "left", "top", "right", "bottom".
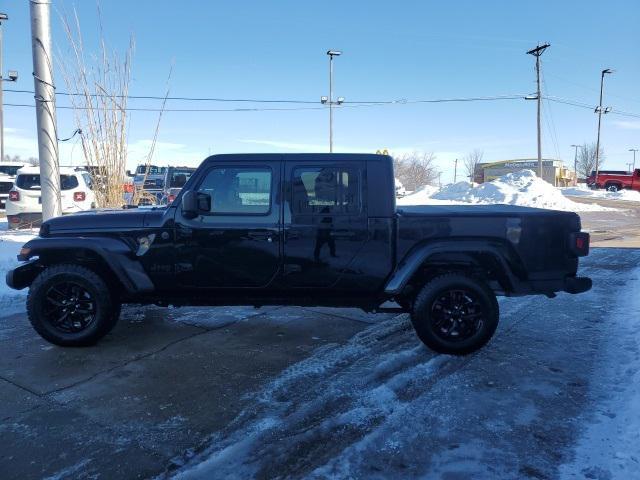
{"left": 587, "top": 169, "right": 640, "bottom": 192}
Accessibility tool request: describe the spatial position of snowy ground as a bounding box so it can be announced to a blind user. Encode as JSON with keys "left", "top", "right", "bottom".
{"left": 0, "top": 219, "right": 37, "bottom": 316}
{"left": 561, "top": 184, "right": 640, "bottom": 203}
{"left": 398, "top": 170, "right": 615, "bottom": 212}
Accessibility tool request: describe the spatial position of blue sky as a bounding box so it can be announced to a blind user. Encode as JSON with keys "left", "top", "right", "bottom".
{"left": 2, "top": 0, "right": 639, "bottom": 182}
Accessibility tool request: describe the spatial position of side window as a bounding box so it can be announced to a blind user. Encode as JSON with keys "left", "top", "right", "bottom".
{"left": 82, "top": 173, "right": 94, "bottom": 190}
{"left": 198, "top": 167, "right": 272, "bottom": 215}
{"left": 292, "top": 166, "right": 360, "bottom": 214}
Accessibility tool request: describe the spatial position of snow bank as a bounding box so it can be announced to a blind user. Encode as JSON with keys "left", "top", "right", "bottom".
{"left": 399, "top": 170, "right": 612, "bottom": 212}
{"left": 562, "top": 184, "right": 640, "bottom": 202}
{"left": 0, "top": 220, "right": 36, "bottom": 317}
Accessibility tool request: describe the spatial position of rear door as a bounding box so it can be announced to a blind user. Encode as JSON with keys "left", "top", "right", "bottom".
{"left": 282, "top": 159, "right": 368, "bottom": 288}
{"left": 174, "top": 158, "right": 282, "bottom": 288}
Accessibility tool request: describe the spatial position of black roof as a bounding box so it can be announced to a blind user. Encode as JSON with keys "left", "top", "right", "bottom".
{"left": 204, "top": 153, "right": 390, "bottom": 163}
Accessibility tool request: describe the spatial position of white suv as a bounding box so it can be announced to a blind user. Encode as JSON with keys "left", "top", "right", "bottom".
{"left": 6, "top": 166, "right": 97, "bottom": 229}
{"left": 0, "top": 162, "right": 31, "bottom": 209}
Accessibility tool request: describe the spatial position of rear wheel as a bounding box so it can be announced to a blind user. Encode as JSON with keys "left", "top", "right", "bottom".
{"left": 606, "top": 183, "right": 620, "bottom": 192}
{"left": 411, "top": 273, "right": 499, "bottom": 355}
{"left": 27, "top": 264, "right": 121, "bottom": 346}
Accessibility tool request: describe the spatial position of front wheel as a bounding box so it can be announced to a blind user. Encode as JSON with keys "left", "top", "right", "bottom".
{"left": 27, "top": 264, "right": 121, "bottom": 346}
{"left": 411, "top": 273, "right": 499, "bottom": 355}
{"left": 606, "top": 184, "right": 620, "bottom": 192}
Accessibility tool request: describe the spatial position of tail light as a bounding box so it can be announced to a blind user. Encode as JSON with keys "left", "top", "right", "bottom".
{"left": 570, "top": 232, "right": 590, "bottom": 257}
{"left": 74, "top": 191, "right": 86, "bottom": 202}
{"left": 9, "top": 216, "right": 20, "bottom": 223}
{"left": 8, "top": 191, "right": 19, "bottom": 201}
{"left": 168, "top": 194, "right": 176, "bottom": 204}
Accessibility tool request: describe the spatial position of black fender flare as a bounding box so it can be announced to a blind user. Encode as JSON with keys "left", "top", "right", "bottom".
{"left": 12, "top": 237, "right": 154, "bottom": 293}
{"left": 384, "top": 240, "right": 522, "bottom": 295}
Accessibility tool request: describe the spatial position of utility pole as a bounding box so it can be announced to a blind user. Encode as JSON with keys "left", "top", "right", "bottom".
{"left": 628, "top": 148, "right": 637, "bottom": 172}
{"left": 570, "top": 144, "right": 580, "bottom": 184}
{"left": 30, "top": 0, "right": 61, "bottom": 219}
{"left": 0, "top": 13, "right": 19, "bottom": 162}
{"left": 526, "top": 43, "right": 550, "bottom": 179}
{"left": 453, "top": 158, "right": 458, "bottom": 183}
{"left": 627, "top": 163, "right": 633, "bottom": 173}
{"left": 594, "top": 68, "right": 613, "bottom": 185}
{"left": 321, "top": 50, "right": 343, "bottom": 153}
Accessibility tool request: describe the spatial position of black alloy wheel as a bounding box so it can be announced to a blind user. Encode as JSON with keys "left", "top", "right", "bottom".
{"left": 43, "top": 281, "right": 97, "bottom": 333}
{"left": 430, "top": 289, "right": 484, "bottom": 342}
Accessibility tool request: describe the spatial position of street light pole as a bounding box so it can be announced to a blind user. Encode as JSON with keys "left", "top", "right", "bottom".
{"left": 324, "top": 50, "right": 342, "bottom": 153}
{"left": 30, "top": 0, "right": 61, "bottom": 220}
{"left": 629, "top": 148, "right": 638, "bottom": 172}
{"left": 594, "top": 68, "right": 612, "bottom": 185}
{"left": 570, "top": 144, "right": 580, "bottom": 184}
{"left": 0, "top": 13, "right": 9, "bottom": 162}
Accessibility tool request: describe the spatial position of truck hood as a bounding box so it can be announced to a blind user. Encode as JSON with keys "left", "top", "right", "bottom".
{"left": 42, "top": 207, "right": 168, "bottom": 233}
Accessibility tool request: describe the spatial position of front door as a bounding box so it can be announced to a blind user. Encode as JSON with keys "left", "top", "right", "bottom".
{"left": 174, "top": 159, "right": 281, "bottom": 288}
{"left": 282, "top": 160, "right": 368, "bottom": 288}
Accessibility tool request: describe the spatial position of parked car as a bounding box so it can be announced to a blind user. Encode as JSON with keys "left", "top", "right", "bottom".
{"left": 586, "top": 168, "right": 640, "bottom": 192}
{"left": 131, "top": 165, "right": 166, "bottom": 205}
{"left": 0, "top": 162, "right": 31, "bottom": 209}
{"left": 5, "top": 166, "right": 96, "bottom": 229}
{"left": 7, "top": 153, "right": 591, "bottom": 354}
{"left": 395, "top": 178, "right": 407, "bottom": 197}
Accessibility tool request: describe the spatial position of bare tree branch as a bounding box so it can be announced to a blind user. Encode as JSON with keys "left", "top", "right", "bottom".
{"left": 463, "top": 149, "right": 483, "bottom": 181}
{"left": 576, "top": 142, "right": 605, "bottom": 179}
{"left": 392, "top": 151, "right": 439, "bottom": 191}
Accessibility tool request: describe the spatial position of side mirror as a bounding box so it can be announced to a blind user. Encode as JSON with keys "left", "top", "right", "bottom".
{"left": 181, "top": 190, "right": 198, "bottom": 219}
{"left": 181, "top": 191, "right": 211, "bottom": 218}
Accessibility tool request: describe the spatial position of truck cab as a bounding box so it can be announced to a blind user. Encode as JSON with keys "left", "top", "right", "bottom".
{"left": 6, "top": 153, "right": 592, "bottom": 355}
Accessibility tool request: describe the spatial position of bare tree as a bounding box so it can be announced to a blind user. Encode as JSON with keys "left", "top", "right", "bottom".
{"left": 576, "top": 142, "right": 605, "bottom": 179}
{"left": 57, "top": 8, "right": 134, "bottom": 207}
{"left": 392, "top": 151, "right": 439, "bottom": 191}
{"left": 463, "top": 149, "right": 483, "bottom": 182}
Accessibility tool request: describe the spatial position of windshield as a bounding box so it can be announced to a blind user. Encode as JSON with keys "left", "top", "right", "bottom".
{"left": 170, "top": 169, "right": 194, "bottom": 188}
{"left": 16, "top": 174, "right": 79, "bottom": 191}
{"left": 0, "top": 165, "right": 22, "bottom": 176}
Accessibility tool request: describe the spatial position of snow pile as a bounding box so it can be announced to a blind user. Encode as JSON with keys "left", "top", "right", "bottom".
{"left": 0, "top": 220, "right": 36, "bottom": 316}
{"left": 398, "top": 170, "right": 611, "bottom": 212}
{"left": 562, "top": 184, "right": 640, "bottom": 202}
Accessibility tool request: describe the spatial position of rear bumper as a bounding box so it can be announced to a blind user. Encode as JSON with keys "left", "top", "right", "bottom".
{"left": 6, "top": 213, "right": 43, "bottom": 230}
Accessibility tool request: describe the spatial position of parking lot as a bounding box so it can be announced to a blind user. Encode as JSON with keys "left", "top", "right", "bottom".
{"left": 1, "top": 244, "right": 639, "bottom": 479}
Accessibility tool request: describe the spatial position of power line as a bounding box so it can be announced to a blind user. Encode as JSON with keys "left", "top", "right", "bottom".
{"left": 2, "top": 94, "right": 529, "bottom": 112}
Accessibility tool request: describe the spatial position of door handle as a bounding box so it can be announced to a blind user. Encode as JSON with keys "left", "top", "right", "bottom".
{"left": 248, "top": 232, "right": 275, "bottom": 242}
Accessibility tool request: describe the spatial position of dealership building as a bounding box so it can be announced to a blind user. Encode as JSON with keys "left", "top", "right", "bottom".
{"left": 473, "top": 158, "right": 576, "bottom": 186}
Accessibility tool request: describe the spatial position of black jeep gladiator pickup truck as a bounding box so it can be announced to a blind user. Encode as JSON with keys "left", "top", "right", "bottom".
{"left": 6, "top": 154, "right": 592, "bottom": 354}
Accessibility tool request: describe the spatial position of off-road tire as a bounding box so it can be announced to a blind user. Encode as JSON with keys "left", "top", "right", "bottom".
{"left": 411, "top": 273, "right": 499, "bottom": 355}
{"left": 27, "top": 264, "right": 121, "bottom": 347}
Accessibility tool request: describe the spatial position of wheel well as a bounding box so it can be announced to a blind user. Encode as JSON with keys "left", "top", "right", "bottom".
{"left": 605, "top": 182, "right": 622, "bottom": 188}
{"left": 37, "top": 249, "right": 124, "bottom": 294}
{"left": 401, "top": 252, "right": 512, "bottom": 301}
